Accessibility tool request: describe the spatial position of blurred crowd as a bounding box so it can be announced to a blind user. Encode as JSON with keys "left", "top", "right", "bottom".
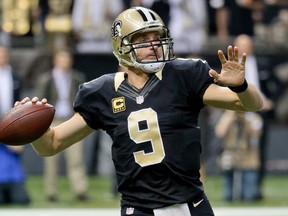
{"left": 0, "top": 0, "right": 288, "bottom": 206}
{"left": 0, "top": 0, "right": 287, "bottom": 53}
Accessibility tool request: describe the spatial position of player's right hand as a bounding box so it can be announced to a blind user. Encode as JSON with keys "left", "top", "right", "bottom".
{"left": 14, "top": 97, "right": 47, "bottom": 106}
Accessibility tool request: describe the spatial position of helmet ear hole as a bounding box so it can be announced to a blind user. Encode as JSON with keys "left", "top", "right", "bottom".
{"left": 118, "top": 47, "right": 123, "bottom": 55}
{"left": 119, "top": 44, "right": 132, "bottom": 55}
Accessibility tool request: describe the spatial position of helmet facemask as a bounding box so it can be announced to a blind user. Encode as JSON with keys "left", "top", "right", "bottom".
{"left": 128, "top": 33, "right": 174, "bottom": 73}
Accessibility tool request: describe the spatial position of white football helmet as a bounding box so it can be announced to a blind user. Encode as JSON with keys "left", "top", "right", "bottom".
{"left": 111, "top": 7, "right": 175, "bottom": 73}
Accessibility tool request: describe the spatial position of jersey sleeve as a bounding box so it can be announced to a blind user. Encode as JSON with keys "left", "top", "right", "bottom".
{"left": 73, "top": 77, "right": 106, "bottom": 130}
{"left": 188, "top": 58, "right": 214, "bottom": 100}
{"left": 170, "top": 58, "right": 214, "bottom": 105}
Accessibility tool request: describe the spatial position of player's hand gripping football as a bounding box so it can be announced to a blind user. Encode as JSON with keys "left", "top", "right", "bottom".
{"left": 14, "top": 97, "right": 47, "bottom": 106}
{"left": 209, "top": 45, "right": 246, "bottom": 87}
{"left": 1, "top": 97, "right": 54, "bottom": 146}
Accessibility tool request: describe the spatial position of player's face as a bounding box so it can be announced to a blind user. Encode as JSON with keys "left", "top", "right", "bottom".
{"left": 131, "top": 31, "right": 164, "bottom": 63}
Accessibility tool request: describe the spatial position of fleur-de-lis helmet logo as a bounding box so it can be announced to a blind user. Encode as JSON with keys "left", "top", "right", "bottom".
{"left": 111, "top": 20, "right": 122, "bottom": 40}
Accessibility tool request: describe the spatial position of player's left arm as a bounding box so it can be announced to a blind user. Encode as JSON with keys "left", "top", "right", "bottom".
{"left": 203, "top": 83, "right": 262, "bottom": 111}
{"left": 203, "top": 45, "right": 263, "bottom": 111}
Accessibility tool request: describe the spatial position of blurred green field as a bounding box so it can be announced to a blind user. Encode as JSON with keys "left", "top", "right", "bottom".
{"left": 2, "top": 174, "right": 288, "bottom": 208}
{"left": 204, "top": 174, "right": 288, "bottom": 207}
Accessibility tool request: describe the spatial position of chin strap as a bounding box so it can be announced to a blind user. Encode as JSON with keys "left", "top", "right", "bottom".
{"left": 138, "top": 62, "right": 165, "bottom": 73}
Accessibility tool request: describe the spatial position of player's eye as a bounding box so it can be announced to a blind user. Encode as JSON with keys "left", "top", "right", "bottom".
{"left": 133, "top": 39, "right": 162, "bottom": 49}
{"left": 133, "top": 40, "right": 151, "bottom": 48}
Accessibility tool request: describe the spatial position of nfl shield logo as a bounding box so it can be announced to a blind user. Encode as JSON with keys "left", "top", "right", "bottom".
{"left": 126, "top": 207, "right": 134, "bottom": 215}
{"left": 136, "top": 95, "right": 144, "bottom": 104}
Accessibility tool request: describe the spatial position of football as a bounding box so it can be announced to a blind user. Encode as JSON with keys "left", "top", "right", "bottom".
{"left": 0, "top": 102, "right": 55, "bottom": 146}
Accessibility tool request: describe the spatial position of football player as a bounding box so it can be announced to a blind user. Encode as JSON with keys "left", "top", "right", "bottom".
{"left": 17, "top": 6, "right": 263, "bottom": 216}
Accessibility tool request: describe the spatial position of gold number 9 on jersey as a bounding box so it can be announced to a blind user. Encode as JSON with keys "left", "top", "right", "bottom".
{"left": 128, "top": 108, "right": 165, "bottom": 167}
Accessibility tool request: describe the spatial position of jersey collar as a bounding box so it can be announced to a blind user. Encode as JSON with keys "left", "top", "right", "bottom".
{"left": 114, "top": 70, "right": 162, "bottom": 92}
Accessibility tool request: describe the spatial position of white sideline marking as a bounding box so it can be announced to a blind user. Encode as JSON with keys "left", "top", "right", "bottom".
{"left": 1, "top": 207, "right": 288, "bottom": 216}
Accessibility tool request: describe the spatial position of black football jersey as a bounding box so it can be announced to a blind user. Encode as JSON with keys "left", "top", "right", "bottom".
{"left": 74, "top": 58, "right": 214, "bottom": 209}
